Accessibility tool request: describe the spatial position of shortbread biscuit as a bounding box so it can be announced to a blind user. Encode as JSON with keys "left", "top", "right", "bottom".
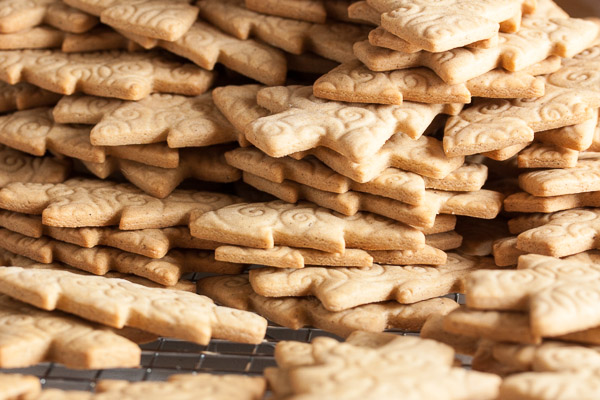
{"left": 215, "top": 243, "right": 447, "bottom": 268}
{"left": 0, "top": 179, "right": 240, "bottom": 229}
{"left": 492, "top": 341, "right": 600, "bottom": 373}
{"left": 499, "top": 370, "right": 600, "bottom": 399}
{"left": 0, "top": 49, "right": 215, "bottom": 100}
{"left": 83, "top": 147, "right": 241, "bottom": 198}
{"left": 0, "top": 374, "right": 40, "bottom": 399}
{"left": 250, "top": 252, "right": 494, "bottom": 311}
{"left": 243, "top": 171, "right": 503, "bottom": 228}
{"left": 466, "top": 253, "right": 600, "bottom": 337}
{"left": 0, "top": 81, "right": 61, "bottom": 112}
{"left": 197, "top": 0, "right": 368, "bottom": 63}
{"left": 443, "top": 308, "right": 600, "bottom": 346}
{"left": 313, "top": 58, "right": 555, "bottom": 105}
{"left": 215, "top": 246, "right": 374, "bottom": 269}
{"left": 504, "top": 191, "right": 600, "bottom": 213}
{"left": 56, "top": 92, "right": 237, "bottom": 147}
{"left": 63, "top": 0, "right": 198, "bottom": 41}
{"left": 278, "top": 334, "right": 501, "bottom": 400}
{"left": 366, "top": 0, "right": 535, "bottom": 52}
{"left": 508, "top": 212, "right": 554, "bottom": 234}
{"left": 368, "top": 25, "right": 500, "bottom": 54}
{"left": 420, "top": 313, "right": 480, "bottom": 356}
{"left": 519, "top": 153, "right": 600, "bottom": 197}
{"left": 0, "top": 211, "right": 218, "bottom": 258}
{"left": 244, "top": 0, "right": 332, "bottom": 23}
{"left": 0, "top": 145, "right": 69, "bottom": 186}
{"left": 291, "top": 134, "right": 465, "bottom": 182}
{"left": 535, "top": 109, "right": 598, "bottom": 151}
{"left": 0, "top": 26, "right": 64, "bottom": 50}
{"left": 226, "top": 148, "right": 487, "bottom": 204}
{"left": 517, "top": 142, "right": 579, "bottom": 169}
{"left": 492, "top": 236, "right": 525, "bottom": 266}
{"left": 0, "top": 266, "right": 268, "bottom": 344}
{"left": 61, "top": 26, "right": 140, "bottom": 53}
{"left": 444, "top": 55, "right": 600, "bottom": 157}
{"left": 0, "top": 228, "right": 243, "bottom": 286}
{"left": 119, "top": 21, "right": 287, "bottom": 86}
{"left": 0, "top": 294, "right": 141, "bottom": 369}
{"left": 516, "top": 209, "right": 600, "bottom": 257}
{"left": 190, "top": 200, "right": 425, "bottom": 253}
{"left": 354, "top": 18, "right": 600, "bottom": 84}
{"left": 426, "top": 231, "right": 463, "bottom": 250}
{"left": 248, "top": 85, "right": 462, "bottom": 163}
{"left": 0, "top": 247, "right": 196, "bottom": 292}
{"left": 0, "top": 0, "right": 98, "bottom": 33}
{"left": 93, "top": 374, "right": 266, "bottom": 399}
{"left": 198, "top": 274, "right": 458, "bottom": 337}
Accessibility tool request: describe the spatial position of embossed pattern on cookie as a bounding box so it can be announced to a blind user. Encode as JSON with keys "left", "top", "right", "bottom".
{"left": 0, "top": 50, "right": 215, "bottom": 100}
{"left": 0, "top": 266, "right": 268, "bottom": 344}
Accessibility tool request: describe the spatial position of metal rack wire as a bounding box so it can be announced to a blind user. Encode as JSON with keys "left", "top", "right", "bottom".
{"left": 0, "top": 294, "right": 468, "bottom": 391}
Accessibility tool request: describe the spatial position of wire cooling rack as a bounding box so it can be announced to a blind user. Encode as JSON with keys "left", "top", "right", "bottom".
{"left": 0, "top": 293, "right": 467, "bottom": 391}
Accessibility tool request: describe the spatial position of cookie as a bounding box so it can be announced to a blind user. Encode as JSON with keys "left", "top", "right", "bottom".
{"left": 420, "top": 313, "right": 480, "bottom": 356}
{"left": 0, "top": 294, "right": 141, "bottom": 369}
{"left": 535, "top": 109, "right": 598, "bottom": 151}
{"left": 248, "top": 85, "right": 462, "bottom": 163}
{"left": 275, "top": 333, "right": 501, "bottom": 399}
{"left": 0, "top": 144, "right": 69, "bottom": 186}
{"left": 0, "top": 210, "right": 218, "bottom": 258}
{"left": 215, "top": 242, "right": 447, "bottom": 268}
{"left": 519, "top": 153, "right": 600, "bottom": 197}
{"left": 0, "top": 373, "right": 40, "bottom": 399}
{"left": 198, "top": 274, "right": 459, "bottom": 337}
{"left": 313, "top": 57, "right": 556, "bottom": 105}
{"left": 492, "top": 236, "right": 525, "bottom": 266}
{"left": 0, "top": 266, "right": 268, "bottom": 344}
{"left": 63, "top": 0, "right": 198, "bottom": 41}
{"left": 515, "top": 209, "right": 600, "bottom": 257}
{"left": 249, "top": 252, "right": 495, "bottom": 311}
{"left": 242, "top": 171, "right": 503, "bottom": 228}
{"left": 466, "top": 253, "right": 600, "bottom": 337}
{"left": 0, "top": 81, "right": 61, "bottom": 112}
{"left": 83, "top": 147, "right": 241, "bottom": 198}
{"left": 0, "top": 49, "right": 215, "bottom": 100}
{"left": 0, "top": 0, "right": 98, "bottom": 33}
{"left": 517, "top": 142, "right": 579, "bottom": 169}
{"left": 290, "top": 134, "right": 465, "bottom": 182}
{"left": 189, "top": 200, "right": 425, "bottom": 253}
{"left": 226, "top": 147, "right": 487, "bottom": 205}
{"left": 354, "top": 17, "right": 600, "bottom": 84}
{"left": 367, "top": 0, "right": 535, "bottom": 52}
{"left": 504, "top": 191, "right": 600, "bottom": 213}
{"left": 0, "top": 179, "right": 240, "bottom": 229}
{"left": 119, "top": 21, "right": 287, "bottom": 86}
{"left": 0, "top": 228, "right": 243, "bottom": 286}
{"left": 444, "top": 51, "right": 600, "bottom": 157}
{"left": 243, "top": 0, "right": 341, "bottom": 23}
{"left": 197, "top": 0, "right": 368, "bottom": 63}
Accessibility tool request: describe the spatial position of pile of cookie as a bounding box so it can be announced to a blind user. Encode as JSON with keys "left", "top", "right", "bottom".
{"left": 0, "top": 0, "right": 599, "bottom": 398}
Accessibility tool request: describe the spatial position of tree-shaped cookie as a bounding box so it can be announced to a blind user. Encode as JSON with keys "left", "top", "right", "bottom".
{"left": 0, "top": 0, "right": 98, "bottom": 33}
{"left": 0, "top": 49, "right": 215, "bottom": 100}
{"left": 0, "top": 179, "right": 240, "bottom": 229}
{"left": 355, "top": 17, "right": 600, "bottom": 84}
{"left": 444, "top": 47, "right": 600, "bottom": 157}
{"left": 466, "top": 253, "right": 600, "bottom": 337}
{"left": 64, "top": 0, "right": 198, "bottom": 41}
{"left": 189, "top": 200, "right": 425, "bottom": 253}
{"left": 278, "top": 334, "right": 501, "bottom": 399}
{"left": 250, "top": 252, "right": 494, "bottom": 311}
{"left": 248, "top": 85, "right": 461, "bottom": 163}
{"left": 0, "top": 266, "right": 267, "bottom": 344}
{"left": 197, "top": 0, "right": 369, "bottom": 63}
{"left": 0, "top": 294, "right": 141, "bottom": 369}
{"left": 366, "top": 0, "right": 535, "bottom": 52}
{"left": 198, "top": 274, "right": 458, "bottom": 338}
